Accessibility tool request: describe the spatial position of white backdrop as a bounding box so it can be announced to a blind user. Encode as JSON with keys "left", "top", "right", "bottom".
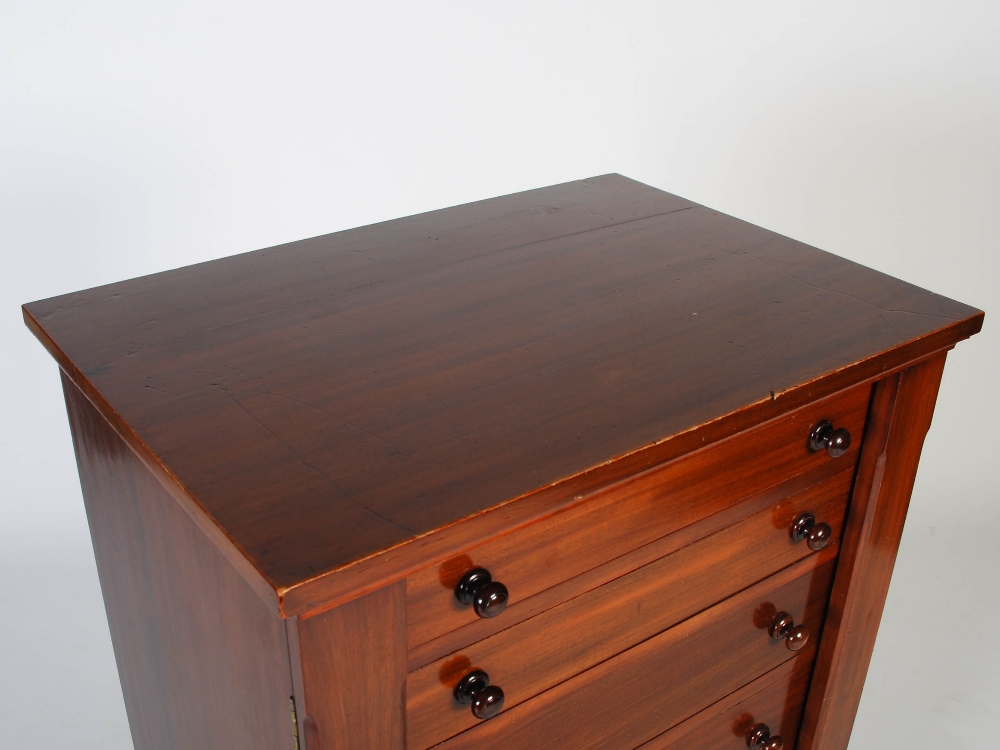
{"left": 2, "top": 2, "right": 997, "bottom": 748}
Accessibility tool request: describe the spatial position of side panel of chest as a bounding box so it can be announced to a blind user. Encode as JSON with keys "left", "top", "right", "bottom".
{"left": 62, "top": 373, "right": 295, "bottom": 750}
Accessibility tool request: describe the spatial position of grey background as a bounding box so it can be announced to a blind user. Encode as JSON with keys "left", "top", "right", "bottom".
{"left": 1, "top": 2, "right": 996, "bottom": 747}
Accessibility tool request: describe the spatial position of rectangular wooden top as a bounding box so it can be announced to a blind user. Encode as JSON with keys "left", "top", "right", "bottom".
{"left": 24, "top": 175, "right": 982, "bottom": 613}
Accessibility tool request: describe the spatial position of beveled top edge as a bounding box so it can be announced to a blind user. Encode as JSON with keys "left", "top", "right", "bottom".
{"left": 23, "top": 174, "right": 985, "bottom": 613}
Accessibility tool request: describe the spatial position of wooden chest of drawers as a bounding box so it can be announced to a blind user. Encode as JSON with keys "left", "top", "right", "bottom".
{"left": 23, "top": 175, "right": 983, "bottom": 750}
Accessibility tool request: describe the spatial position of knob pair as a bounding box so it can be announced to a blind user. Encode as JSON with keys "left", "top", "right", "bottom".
{"left": 770, "top": 612, "right": 809, "bottom": 651}
{"left": 747, "top": 722, "right": 783, "bottom": 749}
{"left": 454, "top": 669, "right": 504, "bottom": 720}
{"left": 790, "top": 512, "right": 832, "bottom": 551}
{"left": 455, "top": 567, "right": 508, "bottom": 619}
{"left": 809, "top": 420, "right": 851, "bottom": 458}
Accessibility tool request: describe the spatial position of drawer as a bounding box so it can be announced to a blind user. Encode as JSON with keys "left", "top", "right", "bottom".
{"left": 407, "top": 478, "right": 847, "bottom": 750}
{"left": 638, "top": 656, "right": 813, "bottom": 749}
{"left": 407, "top": 382, "right": 868, "bottom": 649}
{"left": 428, "top": 551, "right": 836, "bottom": 750}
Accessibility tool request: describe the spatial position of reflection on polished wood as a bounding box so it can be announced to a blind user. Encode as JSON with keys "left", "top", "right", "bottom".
{"left": 24, "top": 176, "right": 982, "bottom": 749}
{"left": 406, "top": 474, "right": 850, "bottom": 749}
{"left": 638, "top": 658, "right": 812, "bottom": 749}
{"left": 432, "top": 554, "right": 836, "bottom": 750}
{"left": 406, "top": 386, "right": 869, "bottom": 649}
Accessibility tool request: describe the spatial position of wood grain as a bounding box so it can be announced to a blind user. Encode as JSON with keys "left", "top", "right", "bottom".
{"left": 288, "top": 583, "right": 407, "bottom": 750}
{"left": 638, "top": 656, "right": 814, "bottom": 749}
{"left": 62, "top": 373, "right": 295, "bottom": 750}
{"left": 798, "top": 354, "right": 947, "bottom": 750}
{"left": 432, "top": 552, "right": 837, "bottom": 750}
{"left": 277, "top": 344, "right": 965, "bottom": 618}
{"left": 407, "top": 472, "right": 851, "bottom": 749}
{"left": 407, "top": 383, "right": 868, "bottom": 648}
{"left": 408, "top": 459, "right": 852, "bottom": 670}
{"left": 23, "top": 175, "right": 983, "bottom": 613}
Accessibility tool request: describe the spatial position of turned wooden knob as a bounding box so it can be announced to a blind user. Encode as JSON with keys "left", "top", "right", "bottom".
{"left": 770, "top": 612, "right": 809, "bottom": 651}
{"left": 454, "top": 669, "right": 505, "bottom": 720}
{"left": 790, "top": 512, "right": 833, "bottom": 551}
{"left": 455, "top": 568, "right": 509, "bottom": 618}
{"left": 747, "top": 723, "right": 784, "bottom": 749}
{"left": 809, "top": 420, "right": 851, "bottom": 458}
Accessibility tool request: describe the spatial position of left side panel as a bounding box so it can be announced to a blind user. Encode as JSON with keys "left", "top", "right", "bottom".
{"left": 61, "top": 372, "right": 295, "bottom": 750}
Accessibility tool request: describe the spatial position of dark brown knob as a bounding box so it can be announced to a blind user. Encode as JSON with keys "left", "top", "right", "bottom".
{"left": 809, "top": 420, "right": 851, "bottom": 458}
{"left": 747, "top": 723, "right": 784, "bottom": 750}
{"left": 770, "top": 612, "right": 809, "bottom": 651}
{"left": 455, "top": 568, "right": 509, "bottom": 618}
{"left": 809, "top": 419, "right": 851, "bottom": 458}
{"left": 454, "top": 669, "right": 505, "bottom": 720}
{"left": 790, "top": 512, "right": 833, "bottom": 551}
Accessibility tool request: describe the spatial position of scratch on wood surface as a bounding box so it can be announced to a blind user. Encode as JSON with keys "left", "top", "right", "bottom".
{"left": 217, "top": 385, "right": 415, "bottom": 536}
{"left": 734, "top": 249, "right": 961, "bottom": 323}
{"left": 232, "top": 388, "right": 399, "bottom": 449}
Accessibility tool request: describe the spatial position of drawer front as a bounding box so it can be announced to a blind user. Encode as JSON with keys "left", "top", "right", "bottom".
{"left": 431, "top": 552, "right": 836, "bottom": 750}
{"left": 638, "top": 657, "right": 813, "bottom": 749}
{"left": 407, "top": 474, "right": 848, "bottom": 749}
{"left": 407, "top": 383, "right": 868, "bottom": 649}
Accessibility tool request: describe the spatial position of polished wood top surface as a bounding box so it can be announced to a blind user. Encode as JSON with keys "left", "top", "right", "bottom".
{"left": 23, "top": 175, "right": 983, "bottom": 596}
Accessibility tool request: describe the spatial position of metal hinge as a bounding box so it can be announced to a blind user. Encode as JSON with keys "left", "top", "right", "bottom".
{"left": 290, "top": 696, "right": 301, "bottom": 750}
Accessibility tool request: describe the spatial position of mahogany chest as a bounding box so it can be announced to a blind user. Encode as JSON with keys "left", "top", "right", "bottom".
{"left": 24, "top": 175, "right": 983, "bottom": 749}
